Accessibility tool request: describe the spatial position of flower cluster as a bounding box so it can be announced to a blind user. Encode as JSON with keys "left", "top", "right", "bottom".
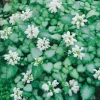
{"left": 72, "top": 13, "right": 87, "bottom": 29}
{"left": 37, "top": 37, "right": 50, "bottom": 51}
{"left": 21, "top": 8, "right": 32, "bottom": 21}
{"left": 9, "top": 13, "right": 20, "bottom": 25}
{"left": 42, "top": 80, "right": 60, "bottom": 97}
{"left": 93, "top": 69, "right": 100, "bottom": 81}
{"left": 25, "top": 25, "right": 39, "bottom": 39}
{"left": 66, "top": 79, "right": 79, "bottom": 96}
{"left": 4, "top": 50, "right": 20, "bottom": 65}
{"left": 22, "top": 70, "right": 33, "bottom": 83}
{"left": 68, "top": 45, "right": 85, "bottom": 60}
{"left": 10, "top": 87, "right": 23, "bottom": 100}
{"left": 34, "top": 57, "right": 43, "bottom": 66}
{"left": 48, "top": 0, "right": 62, "bottom": 13}
{"left": 62, "top": 31, "right": 77, "bottom": 47}
{"left": 0, "top": 27, "right": 12, "bottom": 40}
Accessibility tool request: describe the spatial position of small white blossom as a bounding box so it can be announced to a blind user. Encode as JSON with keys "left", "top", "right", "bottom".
{"left": 47, "top": 91, "right": 53, "bottom": 97}
{"left": 9, "top": 13, "right": 20, "bottom": 25}
{"left": 52, "top": 80, "right": 59, "bottom": 87}
{"left": 42, "top": 83, "right": 49, "bottom": 91}
{"left": 0, "top": 27, "right": 12, "bottom": 40}
{"left": 72, "top": 45, "right": 85, "bottom": 60}
{"left": 10, "top": 87, "right": 23, "bottom": 100}
{"left": 22, "top": 70, "right": 33, "bottom": 83}
{"left": 21, "top": 8, "right": 32, "bottom": 21}
{"left": 93, "top": 69, "right": 100, "bottom": 80}
{"left": 72, "top": 13, "right": 87, "bottom": 29}
{"left": 62, "top": 31, "right": 77, "bottom": 47}
{"left": 48, "top": 0, "right": 62, "bottom": 13}
{"left": 4, "top": 50, "right": 20, "bottom": 65}
{"left": 42, "top": 80, "right": 60, "bottom": 98}
{"left": 34, "top": 57, "right": 43, "bottom": 66}
{"left": 66, "top": 79, "right": 79, "bottom": 96}
{"left": 37, "top": 37, "right": 50, "bottom": 51}
{"left": 25, "top": 25, "right": 39, "bottom": 39}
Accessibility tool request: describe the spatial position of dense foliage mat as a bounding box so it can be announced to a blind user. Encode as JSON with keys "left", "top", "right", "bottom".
{"left": 0, "top": 0, "right": 100, "bottom": 100}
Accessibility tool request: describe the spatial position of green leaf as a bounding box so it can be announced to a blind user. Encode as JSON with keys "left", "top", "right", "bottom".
{"left": 85, "top": 63, "right": 95, "bottom": 73}
{"left": 77, "top": 65, "right": 86, "bottom": 73}
{"left": 20, "top": 45, "right": 29, "bottom": 53}
{"left": 32, "top": 65, "right": 43, "bottom": 79}
{"left": 52, "top": 72, "right": 63, "bottom": 82}
{"left": 9, "top": 33, "right": 18, "bottom": 43}
{"left": 3, "top": 3, "right": 12, "bottom": 12}
{"left": 60, "top": 14, "right": 73, "bottom": 25}
{"left": 24, "top": 84, "right": 32, "bottom": 92}
{"left": 56, "top": 46, "right": 64, "bottom": 56}
{"left": 31, "top": 48, "right": 42, "bottom": 59}
{"left": 63, "top": 86, "right": 69, "bottom": 94}
{"left": 11, "top": 0, "right": 18, "bottom": 4}
{"left": 70, "top": 69, "right": 79, "bottom": 79}
{"left": 86, "top": 10, "right": 99, "bottom": 18}
{"left": 42, "top": 62, "right": 53, "bottom": 73}
{"left": 37, "top": 0, "right": 43, "bottom": 4}
{"left": 96, "top": 22, "right": 100, "bottom": 31}
{"left": 30, "top": 0, "right": 36, "bottom": 3}
{"left": 18, "top": 24, "right": 28, "bottom": 33}
{"left": 54, "top": 93, "right": 64, "bottom": 100}
{"left": 21, "top": 0, "right": 27, "bottom": 4}
{"left": 27, "top": 54, "right": 34, "bottom": 62}
{"left": 63, "top": 58, "right": 71, "bottom": 66}
{"left": 72, "top": 1, "right": 80, "bottom": 10}
{"left": 7, "top": 65, "right": 18, "bottom": 79}
{"left": 65, "top": 94, "right": 78, "bottom": 100}
{"left": 17, "top": 81, "right": 24, "bottom": 88}
{"left": 81, "top": 84, "right": 95, "bottom": 100}
{"left": 54, "top": 61, "right": 62, "bottom": 70}
{"left": 48, "top": 26, "right": 56, "bottom": 33}
{"left": 44, "top": 49, "right": 55, "bottom": 58}
{"left": 0, "top": 42, "right": 5, "bottom": 52}
{"left": 51, "top": 34, "right": 61, "bottom": 41}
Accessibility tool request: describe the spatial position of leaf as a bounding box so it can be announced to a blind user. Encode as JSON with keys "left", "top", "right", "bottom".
{"left": 72, "top": 1, "right": 80, "bottom": 10}
{"left": 96, "top": 22, "right": 100, "bottom": 31}
{"left": 51, "top": 34, "right": 61, "bottom": 41}
{"left": 42, "top": 62, "right": 53, "bottom": 73}
{"left": 63, "top": 58, "right": 71, "bottom": 66}
{"left": 18, "top": 24, "right": 28, "bottom": 33}
{"left": 77, "top": 65, "right": 86, "bottom": 73}
{"left": 24, "top": 84, "right": 32, "bottom": 92}
{"left": 63, "top": 86, "right": 69, "bottom": 94}
{"left": 31, "top": 48, "right": 42, "bottom": 59}
{"left": 54, "top": 93, "right": 64, "bottom": 100}
{"left": 3, "top": 3, "right": 12, "bottom": 12}
{"left": 32, "top": 65, "right": 43, "bottom": 79}
{"left": 52, "top": 72, "right": 63, "bottom": 82}
{"left": 37, "top": 0, "right": 43, "bottom": 4}
{"left": 54, "top": 61, "right": 62, "bottom": 70}
{"left": 30, "top": 0, "right": 36, "bottom": 3}
{"left": 70, "top": 69, "right": 79, "bottom": 79}
{"left": 0, "top": 42, "right": 5, "bottom": 52}
{"left": 81, "top": 84, "right": 95, "bottom": 100}
{"left": 21, "top": 0, "right": 27, "bottom": 4}
{"left": 44, "top": 49, "right": 55, "bottom": 58}
{"left": 9, "top": 33, "right": 18, "bottom": 43}
{"left": 65, "top": 94, "right": 78, "bottom": 100}
{"left": 17, "top": 81, "right": 24, "bottom": 88}
{"left": 48, "top": 26, "right": 56, "bottom": 32}
{"left": 86, "top": 10, "right": 99, "bottom": 18}
{"left": 60, "top": 14, "right": 73, "bottom": 25}
{"left": 7, "top": 65, "right": 18, "bottom": 79}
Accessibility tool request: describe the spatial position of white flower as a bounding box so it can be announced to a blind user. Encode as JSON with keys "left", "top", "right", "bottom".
{"left": 42, "top": 83, "right": 49, "bottom": 91}
{"left": 48, "top": 0, "right": 62, "bottom": 13}
{"left": 42, "top": 80, "right": 60, "bottom": 98}
{"left": 47, "top": 91, "right": 53, "bottom": 97}
{"left": 0, "top": 27, "right": 12, "bottom": 40}
{"left": 72, "top": 45, "right": 85, "bottom": 60}
{"left": 25, "top": 25, "right": 39, "bottom": 39}
{"left": 72, "top": 13, "right": 87, "bottom": 29}
{"left": 34, "top": 57, "right": 43, "bottom": 66}
{"left": 4, "top": 50, "right": 20, "bottom": 65}
{"left": 21, "top": 8, "right": 32, "bottom": 21}
{"left": 10, "top": 87, "right": 23, "bottom": 100}
{"left": 62, "top": 31, "right": 77, "bottom": 47}
{"left": 9, "top": 13, "right": 20, "bottom": 25}
{"left": 52, "top": 80, "right": 59, "bottom": 87}
{"left": 22, "top": 70, "right": 33, "bottom": 83}
{"left": 54, "top": 88, "right": 61, "bottom": 93}
{"left": 66, "top": 79, "right": 79, "bottom": 96}
{"left": 93, "top": 69, "right": 100, "bottom": 80}
{"left": 37, "top": 37, "right": 50, "bottom": 51}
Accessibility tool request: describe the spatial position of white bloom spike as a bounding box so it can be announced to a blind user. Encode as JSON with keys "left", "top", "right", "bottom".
{"left": 4, "top": 50, "right": 20, "bottom": 65}
{"left": 25, "top": 25, "right": 39, "bottom": 39}
{"left": 93, "top": 68, "right": 100, "bottom": 81}
{"left": 48, "top": 0, "right": 62, "bottom": 13}
{"left": 72, "top": 13, "right": 87, "bottom": 29}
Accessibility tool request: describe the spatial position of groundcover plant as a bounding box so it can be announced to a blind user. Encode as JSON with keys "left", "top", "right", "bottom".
{"left": 0, "top": 0, "right": 100, "bottom": 99}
